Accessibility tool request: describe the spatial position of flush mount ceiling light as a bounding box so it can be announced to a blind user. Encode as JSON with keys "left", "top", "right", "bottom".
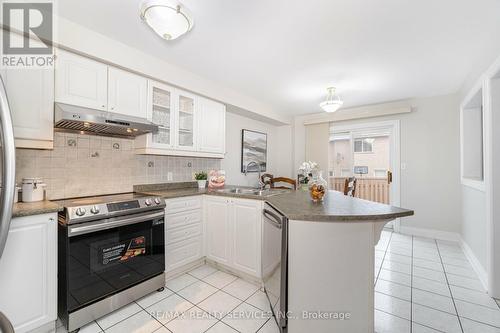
{"left": 140, "top": 0, "right": 194, "bottom": 41}
{"left": 320, "top": 87, "right": 344, "bottom": 113}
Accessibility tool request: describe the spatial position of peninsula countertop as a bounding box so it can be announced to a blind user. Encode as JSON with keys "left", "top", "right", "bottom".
{"left": 136, "top": 184, "right": 414, "bottom": 222}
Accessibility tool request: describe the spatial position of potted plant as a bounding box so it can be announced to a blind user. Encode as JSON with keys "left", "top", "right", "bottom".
{"left": 194, "top": 171, "right": 208, "bottom": 189}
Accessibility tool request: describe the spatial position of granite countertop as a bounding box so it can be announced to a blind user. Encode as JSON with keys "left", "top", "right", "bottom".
{"left": 12, "top": 200, "right": 63, "bottom": 218}
{"left": 266, "top": 190, "right": 414, "bottom": 222}
{"left": 135, "top": 182, "right": 414, "bottom": 222}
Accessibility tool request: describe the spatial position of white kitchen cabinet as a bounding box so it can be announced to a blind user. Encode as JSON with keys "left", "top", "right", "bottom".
{"left": 231, "top": 198, "right": 262, "bottom": 277}
{"left": 0, "top": 34, "right": 54, "bottom": 149}
{"left": 55, "top": 49, "right": 108, "bottom": 110}
{"left": 165, "top": 196, "right": 203, "bottom": 273}
{"left": 204, "top": 196, "right": 263, "bottom": 277}
{"left": 175, "top": 89, "right": 197, "bottom": 151}
{"left": 204, "top": 196, "right": 232, "bottom": 266}
{"left": 197, "top": 97, "right": 226, "bottom": 154}
{"left": 108, "top": 67, "right": 148, "bottom": 119}
{"left": 0, "top": 213, "right": 57, "bottom": 333}
{"left": 135, "top": 80, "right": 175, "bottom": 150}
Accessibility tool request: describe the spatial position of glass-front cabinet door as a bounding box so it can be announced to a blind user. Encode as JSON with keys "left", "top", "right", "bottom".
{"left": 148, "top": 81, "right": 174, "bottom": 148}
{"left": 175, "top": 90, "right": 196, "bottom": 150}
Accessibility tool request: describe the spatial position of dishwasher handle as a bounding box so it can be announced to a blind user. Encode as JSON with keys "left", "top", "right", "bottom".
{"left": 263, "top": 209, "right": 283, "bottom": 229}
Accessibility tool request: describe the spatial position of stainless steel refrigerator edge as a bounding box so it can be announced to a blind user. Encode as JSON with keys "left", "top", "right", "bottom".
{"left": 262, "top": 202, "right": 288, "bottom": 332}
{"left": 0, "top": 77, "right": 17, "bottom": 333}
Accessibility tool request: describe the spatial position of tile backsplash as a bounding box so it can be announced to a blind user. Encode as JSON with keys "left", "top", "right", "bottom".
{"left": 15, "top": 132, "right": 221, "bottom": 200}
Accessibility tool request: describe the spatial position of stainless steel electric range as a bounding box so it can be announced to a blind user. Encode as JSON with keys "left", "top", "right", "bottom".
{"left": 57, "top": 193, "right": 166, "bottom": 332}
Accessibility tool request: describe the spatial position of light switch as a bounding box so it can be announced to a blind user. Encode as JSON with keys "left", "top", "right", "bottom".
{"left": 401, "top": 163, "right": 407, "bottom": 170}
{"left": 167, "top": 172, "right": 173, "bottom": 181}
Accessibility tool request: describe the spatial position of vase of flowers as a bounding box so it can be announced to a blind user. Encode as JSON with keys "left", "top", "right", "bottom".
{"left": 194, "top": 171, "right": 208, "bottom": 189}
{"left": 298, "top": 161, "right": 318, "bottom": 191}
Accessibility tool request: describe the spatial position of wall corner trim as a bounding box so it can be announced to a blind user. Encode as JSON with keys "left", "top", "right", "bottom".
{"left": 460, "top": 236, "right": 489, "bottom": 292}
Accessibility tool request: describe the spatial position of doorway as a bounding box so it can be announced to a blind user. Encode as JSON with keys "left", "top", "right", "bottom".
{"left": 328, "top": 120, "right": 401, "bottom": 231}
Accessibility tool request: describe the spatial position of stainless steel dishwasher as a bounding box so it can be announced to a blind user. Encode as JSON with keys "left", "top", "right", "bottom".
{"left": 262, "top": 202, "right": 288, "bottom": 332}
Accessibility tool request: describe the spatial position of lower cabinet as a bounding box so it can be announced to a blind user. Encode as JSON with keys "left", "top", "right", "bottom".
{"left": 0, "top": 213, "right": 57, "bottom": 333}
{"left": 205, "top": 196, "right": 263, "bottom": 278}
{"left": 165, "top": 196, "right": 203, "bottom": 273}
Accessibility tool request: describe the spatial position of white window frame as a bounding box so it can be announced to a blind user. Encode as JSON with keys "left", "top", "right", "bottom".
{"left": 354, "top": 138, "right": 374, "bottom": 153}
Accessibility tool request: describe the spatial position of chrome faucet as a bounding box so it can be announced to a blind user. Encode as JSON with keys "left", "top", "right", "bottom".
{"left": 244, "top": 161, "right": 265, "bottom": 190}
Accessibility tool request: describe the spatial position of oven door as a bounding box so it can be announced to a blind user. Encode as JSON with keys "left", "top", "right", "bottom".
{"left": 66, "top": 210, "right": 165, "bottom": 312}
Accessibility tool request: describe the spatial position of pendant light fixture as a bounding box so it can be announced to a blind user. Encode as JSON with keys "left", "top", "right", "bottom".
{"left": 320, "top": 87, "right": 344, "bottom": 113}
{"left": 140, "top": 0, "right": 194, "bottom": 41}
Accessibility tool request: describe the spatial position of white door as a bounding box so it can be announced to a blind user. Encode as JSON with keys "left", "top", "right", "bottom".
{"left": 330, "top": 120, "right": 401, "bottom": 231}
{"left": 148, "top": 80, "right": 175, "bottom": 148}
{"left": 204, "top": 196, "right": 231, "bottom": 265}
{"left": 0, "top": 214, "right": 57, "bottom": 333}
{"left": 175, "top": 89, "right": 197, "bottom": 151}
{"left": 55, "top": 49, "right": 108, "bottom": 110}
{"left": 108, "top": 67, "right": 147, "bottom": 118}
{"left": 197, "top": 97, "right": 226, "bottom": 154}
{"left": 231, "top": 198, "right": 262, "bottom": 277}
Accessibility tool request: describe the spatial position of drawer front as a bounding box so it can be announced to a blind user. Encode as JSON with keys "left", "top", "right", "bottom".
{"left": 166, "top": 223, "right": 202, "bottom": 245}
{"left": 165, "top": 196, "right": 201, "bottom": 214}
{"left": 166, "top": 237, "right": 202, "bottom": 272}
{"left": 166, "top": 210, "right": 201, "bottom": 230}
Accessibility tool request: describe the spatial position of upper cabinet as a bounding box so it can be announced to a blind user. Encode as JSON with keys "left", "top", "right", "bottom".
{"left": 135, "top": 80, "right": 175, "bottom": 150}
{"left": 136, "top": 81, "right": 226, "bottom": 158}
{"left": 175, "top": 90, "right": 197, "bottom": 151}
{"left": 108, "top": 67, "right": 147, "bottom": 119}
{"left": 55, "top": 49, "right": 108, "bottom": 110}
{"left": 198, "top": 97, "right": 226, "bottom": 154}
{"left": 54, "top": 49, "right": 226, "bottom": 158}
{"left": 1, "top": 34, "right": 54, "bottom": 149}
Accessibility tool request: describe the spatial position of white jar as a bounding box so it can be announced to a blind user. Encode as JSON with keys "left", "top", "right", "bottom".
{"left": 22, "top": 178, "right": 46, "bottom": 202}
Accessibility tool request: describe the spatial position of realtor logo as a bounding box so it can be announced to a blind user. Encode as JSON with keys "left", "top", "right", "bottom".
{"left": 1, "top": 1, "right": 55, "bottom": 68}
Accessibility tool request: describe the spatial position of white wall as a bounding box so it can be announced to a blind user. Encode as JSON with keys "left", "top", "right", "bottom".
{"left": 294, "top": 94, "right": 463, "bottom": 233}
{"left": 222, "top": 112, "right": 293, "bottom": 187}
{"left": 462, "top": 186, "right": 488, "bottom": 268}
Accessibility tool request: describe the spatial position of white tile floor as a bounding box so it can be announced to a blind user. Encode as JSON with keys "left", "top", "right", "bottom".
{"left": 54, "top": 231, "right": 500, "bottom": 333}
{"left": 375, "top": 231, "right": 500, "bottom": 333}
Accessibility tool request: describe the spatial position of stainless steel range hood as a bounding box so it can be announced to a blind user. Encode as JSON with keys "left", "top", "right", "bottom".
{"left": 54, "top": 103, "right": 158, "bottom": 138}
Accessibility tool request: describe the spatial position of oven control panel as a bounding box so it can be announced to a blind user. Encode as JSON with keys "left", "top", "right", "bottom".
{"left": 66, "top": 197, "right": 165, "bottom": 224}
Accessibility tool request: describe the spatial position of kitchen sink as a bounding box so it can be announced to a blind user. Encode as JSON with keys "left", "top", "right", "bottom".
{"left": 215, "top": 188, "right": 288, "bottom": 197}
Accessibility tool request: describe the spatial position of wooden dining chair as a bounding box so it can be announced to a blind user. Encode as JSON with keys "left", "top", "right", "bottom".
{"left": 343, "top": 177, "right": 357, "bottom": 197}
{"left": 260, "top": 173, "right": 274, "bottom": 189}
{"left": 271, "top": 177, "right": 297, "bottom": 190}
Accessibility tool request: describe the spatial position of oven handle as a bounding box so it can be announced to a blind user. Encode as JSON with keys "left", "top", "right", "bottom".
{"left": 68, "top": 211, "right": 164, "bottom": 237}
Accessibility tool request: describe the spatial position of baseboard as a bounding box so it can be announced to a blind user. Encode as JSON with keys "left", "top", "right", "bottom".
{"left": 459, "top": 237, "right": 489, "bottom": 291}
{"left": 399, "top": 226, "right": 460, "bottom": 241}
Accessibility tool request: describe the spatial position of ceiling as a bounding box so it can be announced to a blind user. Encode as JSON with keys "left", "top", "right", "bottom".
{"left": 57, "top": 0, "right": 500, "bottom": 116}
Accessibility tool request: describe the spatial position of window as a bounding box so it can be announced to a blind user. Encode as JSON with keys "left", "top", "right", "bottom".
{"left": 354, "top": 138, "right": 374, "bottom": 153}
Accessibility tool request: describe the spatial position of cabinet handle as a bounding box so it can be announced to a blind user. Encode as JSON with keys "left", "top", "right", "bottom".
{"left": 101, "top": 105, "right": 105, "bottom": 108}
{"left": 49, "top": 218, "right": 54, "bottom": 222}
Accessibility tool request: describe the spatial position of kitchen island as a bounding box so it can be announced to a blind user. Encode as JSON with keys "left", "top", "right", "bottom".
{"left": 137, "top": 182, "right": 413, "bottom": 333}
{"left": 266, "top": 190, "right": 413, "bottom": 333}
